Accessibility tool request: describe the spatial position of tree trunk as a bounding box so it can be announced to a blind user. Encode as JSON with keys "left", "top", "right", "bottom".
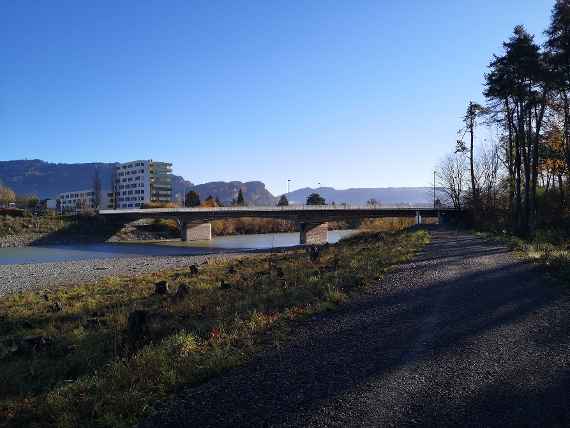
{"left": 559, "top": 174, "right": 566, "bottom": 211}
{"left": 530, "top": 99, "right": 547, "bottom": 233}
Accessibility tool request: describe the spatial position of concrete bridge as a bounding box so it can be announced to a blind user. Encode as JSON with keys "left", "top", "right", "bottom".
{"left": 98, "top": 206, "right": 461, "bottom": 245}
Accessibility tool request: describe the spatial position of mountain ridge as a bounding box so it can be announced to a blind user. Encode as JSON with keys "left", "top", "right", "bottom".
{"left": 0, "top": 160, "right": 439, "bottom": 206}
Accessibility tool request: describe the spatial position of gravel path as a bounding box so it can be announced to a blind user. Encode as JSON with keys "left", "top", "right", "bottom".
{"left": 140, "top": 227, "right": 570, "bottom": 427}
{"left": 0, "top": 252, "right": 249, "bottom": 296}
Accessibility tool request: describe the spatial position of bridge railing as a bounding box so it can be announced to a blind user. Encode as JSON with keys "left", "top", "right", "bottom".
{"left": 99, "top": 205, "right": 458, "bottom": 215}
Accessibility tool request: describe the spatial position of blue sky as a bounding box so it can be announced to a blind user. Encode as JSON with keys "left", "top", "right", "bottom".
{"left": 1, "top": 1, "right": 553, "bottom": 194}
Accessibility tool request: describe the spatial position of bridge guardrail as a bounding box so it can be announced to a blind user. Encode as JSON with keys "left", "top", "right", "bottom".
{"left": 99, "top": 205, "right": 458, "bottom": 215}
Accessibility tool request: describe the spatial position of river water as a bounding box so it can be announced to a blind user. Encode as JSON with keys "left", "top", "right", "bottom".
{"left": 0, "top": 230, "right": 356, "bottom": 265}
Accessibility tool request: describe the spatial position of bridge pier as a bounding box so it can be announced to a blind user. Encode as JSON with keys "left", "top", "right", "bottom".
{"left": 415, "top": 211, "right": 422, "bottom": 225}
{"left": 299, "top": 222, "right": 328, "bottom": 245}
{"left": 182, "top": 222, "right": 212, "bottom": 241}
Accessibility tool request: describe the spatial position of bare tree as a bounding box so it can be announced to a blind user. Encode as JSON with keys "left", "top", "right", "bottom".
{"left": 93, "top": 169, "right": 102, "bottom": 210}
{"left": 438, "top": 153, "right": 467, "bottom": 209}
{"left": 476, "top": 140, "right": 502, "bottom": 212}
{"left": 0, "top": 185, "right": 16, "bottom": 208}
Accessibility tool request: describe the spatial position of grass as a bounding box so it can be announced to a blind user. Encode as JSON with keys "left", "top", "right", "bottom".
{"left": 0, "top": 228, "right": 429, "bottom": 427}
{"left": 474, "top": 229, "right": 570, "bottom": 286}
{"left": 0, "top": 214, "right": 69, "bottom": 237}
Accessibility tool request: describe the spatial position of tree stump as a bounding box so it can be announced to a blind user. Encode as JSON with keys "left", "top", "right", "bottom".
{"left": 154, "top": 281, "right": 169, "bottom": 295}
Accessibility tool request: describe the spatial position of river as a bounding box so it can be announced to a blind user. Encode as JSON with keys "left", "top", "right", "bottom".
{"left": 0, "top": 230, "right": 357, "bottom": 265}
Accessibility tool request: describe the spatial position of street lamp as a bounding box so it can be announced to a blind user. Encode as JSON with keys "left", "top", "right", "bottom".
{"left": 287, "top": 179, "right": 291, "bottom": 195}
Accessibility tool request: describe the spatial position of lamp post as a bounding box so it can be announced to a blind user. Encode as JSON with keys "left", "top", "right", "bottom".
{"left": 287, "top": 179, "right": 291, "bottom": 195}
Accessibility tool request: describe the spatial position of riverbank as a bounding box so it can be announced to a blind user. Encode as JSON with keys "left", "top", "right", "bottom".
{"left": 0, "top": 229, "right": 430, "bottom": 427}
{"left": 0, "top": 214, "right": 415, "bottom": 248}
{"left": 0, "top": 214, "right": 123, "bottom": 248}
{"left": 0, "top": 215, "right": 309, "bottom": 248}
{"left": 0, "top": 252, "right": 250, "bottom": 297}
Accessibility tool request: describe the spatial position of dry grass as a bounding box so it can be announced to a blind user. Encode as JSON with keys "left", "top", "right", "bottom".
{"left": 0, "top": 215, "right": 68, "bottom": 237}
{"left": 475, "top": 229, "right": 570, "bottom": 286}
{"left": 360, "top": 217, "right": 417, "bottom": 231}
{"left": 0, "top": 229, "right": 430, "bottom": 427}
{"left": 211, "top": 218, "right": 295, "bottom": 235}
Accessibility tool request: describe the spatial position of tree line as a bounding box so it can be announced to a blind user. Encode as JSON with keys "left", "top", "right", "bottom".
{"left": 439, "top": 0, "right": 570, "bottom": 235}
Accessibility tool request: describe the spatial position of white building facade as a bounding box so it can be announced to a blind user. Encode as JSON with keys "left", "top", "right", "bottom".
{"left": 113, "top": 160, "right": 172, "bottom": 209}
{"left": 58, "top": 189, "right": 113, "bottom": 213}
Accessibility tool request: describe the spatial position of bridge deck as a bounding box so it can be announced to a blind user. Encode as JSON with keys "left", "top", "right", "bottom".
{"left": 99, "top": 205, "right": 459, "bottom": 222}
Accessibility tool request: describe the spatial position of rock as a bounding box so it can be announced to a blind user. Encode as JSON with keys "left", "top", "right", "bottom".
{"left": 219, "top": 280, "right": 232, "bottom": 290}
{"left": 154, "top": 281, "right": 169, "bottom": 295}
{"left": 47, "top": 301, "right": 64, "bottom": 313}
{"left": 127, "top": 310, "right": 149, "bottom": 340}
{"left": 275, "top": 267, "right": 285, "bottom": 278}
{"left": 175, "top": 284, "right": 190, "bottom": 299}
{"left": 227, "top": 266, "right": 237, "bottom": 275}
{"left": 189, "top": 264, "right": 199, "bottom": 275}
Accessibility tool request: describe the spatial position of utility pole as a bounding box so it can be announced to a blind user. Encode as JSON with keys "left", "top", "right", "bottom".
{"left": 287, "top": 179, "right": 291, "bottom": 195}
{"left": 433, "top": 171, "right": 436, "bottom": 208}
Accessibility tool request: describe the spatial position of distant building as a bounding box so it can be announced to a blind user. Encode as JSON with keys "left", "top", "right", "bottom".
{"left": 45, "top": 199, "right": 58, "bottom": 210}
{"left": 58, "top": 189, "right": 113, "bottom": 213}
{"left": 113, "top": 160, "right": 172, "bottom": 209}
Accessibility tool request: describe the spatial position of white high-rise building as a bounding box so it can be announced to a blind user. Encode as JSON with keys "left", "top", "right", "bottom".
{"left": 113, "top": 160, "right": 172, "bottom": 209}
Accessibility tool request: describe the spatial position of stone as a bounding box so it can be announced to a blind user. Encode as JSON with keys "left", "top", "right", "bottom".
{"left": 154, "top": 281, "right": 169, "bottom": 295}
{"left": 127, "top": 310, "right": 149, "bottom": 340}
{"left": 227, "top": 266, "right": 237, "bottom": 275}
{"left": 219, "top": 280, "right": 231, "bottom": 290}
{"left": 189, "top": 264, "right": 199, "bottom": 275}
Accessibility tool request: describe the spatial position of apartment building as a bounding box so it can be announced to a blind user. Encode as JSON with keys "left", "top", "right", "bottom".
{"left": 113, "top": 160, "right": 172, "bottom": 209}
{"left": 58, "top": 189, "right": 113, "bottom": 212}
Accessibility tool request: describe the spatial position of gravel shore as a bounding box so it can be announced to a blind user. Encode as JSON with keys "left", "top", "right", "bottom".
{"left": 0, "top": 252, "right": 249, "bottom": 297}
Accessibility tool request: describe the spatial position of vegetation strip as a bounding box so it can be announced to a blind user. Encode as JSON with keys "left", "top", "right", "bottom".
{"left": 474, "top": 230, "right": 570, "bottom": 286}
{"left": 0, "top": 228, "right": 429, "bottom": 427}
